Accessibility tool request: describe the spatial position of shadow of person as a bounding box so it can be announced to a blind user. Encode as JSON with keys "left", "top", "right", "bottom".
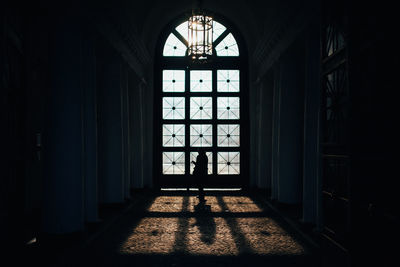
{"left": 194, "top": 202, "right": 216, "bottom": 245}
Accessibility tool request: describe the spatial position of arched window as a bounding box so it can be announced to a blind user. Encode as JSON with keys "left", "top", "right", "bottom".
{"left": 155, "top": 15, "right": 248, "bottom": 188}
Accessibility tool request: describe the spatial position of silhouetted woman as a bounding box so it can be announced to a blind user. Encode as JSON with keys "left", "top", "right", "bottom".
{"left": 192, "top": 149, "right": 208, "bottom": 202}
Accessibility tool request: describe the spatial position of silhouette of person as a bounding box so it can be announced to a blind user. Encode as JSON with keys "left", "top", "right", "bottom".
{"left": 192, "top": 149, "right": 208, "bottom": 202}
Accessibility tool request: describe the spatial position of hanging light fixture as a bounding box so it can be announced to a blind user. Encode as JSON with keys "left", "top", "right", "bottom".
{"left": 188, "top": 0, "right": 213, "bottom": 61}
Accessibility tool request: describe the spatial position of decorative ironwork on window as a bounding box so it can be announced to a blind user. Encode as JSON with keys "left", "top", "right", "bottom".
{"left": 215, "top": 33, "right": 239, "bottom": 56}
{"left": 163, "top": 97, "right": 185, "bottom": 120}
{"left": 217, "top": 97, "right": 240, "bottom": 119}
{"left": 217, "top": 152, "right": 240, "bottom": 175}
{"left": 163, "top": 152, "right": 185, "bottom": 174}
{"left": 190, "top": 124, "right": 213, "bottom": 147}
{"left": 217, "top": 70, "right": 240, "bottom": 92}
{"left": 323, "top": 66, "right": 348, "bottom": 145}
{"left": 217, "top": 124, "right": 240, "bottom": 147}
{"left": 190, "top": 97, "right": 212, "bottom": 120}
{"left": 175, "top": 21, "right": 189, "bottom": 42}
{"left": 163, "top": 33, "right": 187, "bottom": 56}
{"left": 159, "top": 16, "right": 243, "bottom": 178}
{"left": 162, "top": 19, "right": 239, "bottom": 58}
{"left": 190, "top": 70, "right": 212, "bottom": 92}
{"left": 163, "top": 124, "right": 185, "bottom": 147}
{"left": 212, "top": 21, "right": 226, "bottom": 41}
{"left": 324, "top": 24, "right": 345, "bottom": 58}
{"left": 163, "top": 70, "right": 185, "bottom": 92}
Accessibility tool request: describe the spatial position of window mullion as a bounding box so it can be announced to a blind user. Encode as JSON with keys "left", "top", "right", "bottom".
{"left": 212, "top": 67, "right": 218, "bottom": 176}
{"left": 185, "top": 68, "right": 190, "bottom": 176}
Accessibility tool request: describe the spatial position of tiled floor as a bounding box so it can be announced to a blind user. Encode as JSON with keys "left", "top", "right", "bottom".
{"left": 52, "top": 191, "right": 321, "bottom": 267}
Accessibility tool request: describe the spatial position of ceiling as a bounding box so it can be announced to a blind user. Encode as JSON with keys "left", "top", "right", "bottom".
{"left": 81, "top": 0, "right": 315, "bottom": 80}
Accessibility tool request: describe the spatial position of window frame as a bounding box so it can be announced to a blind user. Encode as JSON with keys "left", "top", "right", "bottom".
{"left": 154, "top": 14, "right": 249, "bottom": 188}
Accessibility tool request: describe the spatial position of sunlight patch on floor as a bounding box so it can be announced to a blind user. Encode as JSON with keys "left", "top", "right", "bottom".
{"left": 120, "top": 218, "right": 179, "bottom": 254}
{"left": 147, "top": 196, "right": 263, "bottom": 213}
{"left": 237, "top": 218, "right": 306, "bottom": 255}
{"left": 186, "top": 217, "right": 239, "bottom": 255}
{"left": 148, "top": 196, "right": 184, "bottom": 212}
{"left": 222, "top": 196, "right": 263, "bottom": 212}
{"left": 121, "top": 196, "right": 306, "bottom": 256}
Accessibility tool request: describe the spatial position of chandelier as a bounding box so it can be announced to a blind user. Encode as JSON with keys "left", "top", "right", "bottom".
{"left": 188, "top": 5, "right": 213, "bottom": 61}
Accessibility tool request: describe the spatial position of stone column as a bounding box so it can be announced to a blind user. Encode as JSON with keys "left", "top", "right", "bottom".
{"left": 275, "top": 42, "right": 305, "bottom": 204}
{"left": 42, "top": 17, "right": 84, "bottom": 234}
{"left": 129, "top": 74, "right": 144, "bottom": 188}
{"left": 257, "top": 73, "right": 274, "bottom": 189}
{"left": 97, "top": 48, "right": 124, "bottom": 203}
{"left": 271, "top": 64, "right": 282, "bottom": 200}
{"left": 302, "top": 21, "right": 320, "bottom": 224}
{"left": 82, "top": 31, "right": 99, "bottom": 222}
{"left": 121, "top": 65, "right": 130, "bottom": 198}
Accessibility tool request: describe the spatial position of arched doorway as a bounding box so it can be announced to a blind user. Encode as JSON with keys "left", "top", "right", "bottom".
{"left": 154, "top": 14, "right": 248, "bottom": 188}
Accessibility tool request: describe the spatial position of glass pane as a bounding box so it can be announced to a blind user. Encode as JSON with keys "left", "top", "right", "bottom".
{"left": 190, "top": 70, "right": 212, "bottom": 92}
{"left": 190, "top": 124, "right": 213, "bottom": 147}
{"left": 215, "top": 33, "right": 239, "bottom": 56}
{"left": 163, "top": 33, "right": 187, "bottom": 56}
{"left": 217, "top": 70, "right": 239, "bottom": 92}
{"left": 163, "top": 124, "right": 185, "bottom": 147}
{"left": 175, "top": 21, "right": 188, "bottom": 42}
{"left": 163, "top": 97, "right": 185, "bottom": 120}
{"left": 163, "top": 70, "right": 185, "bottom": 92}
{"left": 217, "top": 97, "right": 240, "bottom": 119}
{"left": 190, "top": 97, "right": 212, "bottom": 120}
{"left": 163, "top": 152, "right": 185, "bottom": 175}
{"left": 217, "top": 152, "right": 240, "bottom": 175}
{"left": 217, "top": 124, "right": 240, "bottom": 147}
{"left": 212, "top": 20, "right": 226, "bottom": 41}
{"left": 190, "top": 152, "right": 213, "bottom": 174}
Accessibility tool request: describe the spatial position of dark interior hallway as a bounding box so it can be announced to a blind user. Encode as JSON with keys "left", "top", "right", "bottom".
{"left": 23, "top": 190, "right": 320, "bottom": 267}
{"left": 2, "top": 1, "right": 399, "bottom": 266}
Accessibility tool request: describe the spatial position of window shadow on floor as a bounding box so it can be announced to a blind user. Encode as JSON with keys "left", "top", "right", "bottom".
{"left": 55, "top": 190, "right": 321, "bottom": 267}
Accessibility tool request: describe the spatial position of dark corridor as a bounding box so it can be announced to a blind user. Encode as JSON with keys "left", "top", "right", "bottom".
{"left": 2, "top": 1, "right": 399, "bottom": 267}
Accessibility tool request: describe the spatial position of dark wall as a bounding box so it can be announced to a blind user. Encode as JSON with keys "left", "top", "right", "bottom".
{"left": 348, "top": 2, "right": 399, "bottom": 266}
{"left": 0, "top": 1, "right": 49, "bottom": 246}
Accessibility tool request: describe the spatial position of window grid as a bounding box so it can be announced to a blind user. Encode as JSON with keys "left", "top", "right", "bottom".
{"left": 217, "top": 97, "right": 240, "bottom": 119}
{"left": 217, "top": 152, "right": 240, "bottom": 175}
{"left": 163, "top": 97, "right": 185, "bottom": 120}
{"left": 217, "top": 124, "right": 240, "bottom": 147}
{"left": 190, "top": 97, "right": 213, "bottom": 120}
{"left": 161, "top": 68, "right": 241, "bottom": 175}
{"left": 160, "top": 19, "right": 243, "bottom": 178}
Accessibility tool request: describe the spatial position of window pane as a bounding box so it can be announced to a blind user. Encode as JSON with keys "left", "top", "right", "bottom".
{"left": 215, "top": 33, "right": 239, "bottom": 56}
{"left": 190, "top": 124, "right": 212, "bottom": 147}
{"left": 163, "top": 97, "right": 185, "bottom": 120}
{"left": 217, "top": 152, "right": 240, "bottom": 175}
{"left": 175, "top": 21, "right": 188, "bottom": 42}
{"left": 163, "top": 152, "right": 185, "bottom": 174}
{"left": 217, "top": 97, "right": 240, "bottom": 119}
{"left": 212, "top": 20, "right": 226, "bottom": 41}
{"left": 190, "top": 70, "right": 212, "bottom": 92}
{"left": 217, "top": 124, "right": 240, "bottom": 147}
{"left": 163, "top": 124, "right": 185, "bottom": 147}
{"left": 217, "top": 70, "right": 239, "bottom": 92}
{"left": 163, "top": 70, "right": 185, "bottom": 92}
{"left": 190, "top": 97, "right": 212, "bottom": 120}
{"left": 190, "top": 152, "right": 213, "bottom": 174}
{"left": 163, "top": 33, "right": 187, "bottom": 56}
